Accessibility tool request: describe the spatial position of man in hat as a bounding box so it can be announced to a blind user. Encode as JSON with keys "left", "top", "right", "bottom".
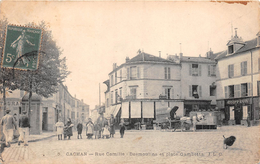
{"left": 1, "top": 109, "right": 17, "bottom": 147}
{"left": 18, "top": 111, "right": 30, "bottom": 146}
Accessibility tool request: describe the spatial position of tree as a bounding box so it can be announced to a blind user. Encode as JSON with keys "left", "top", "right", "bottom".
{"left": 0, "top": 19, "right": 70, "bottom": 118}
{"left": 15, "top": 21, "right": 70, "bottom": 119}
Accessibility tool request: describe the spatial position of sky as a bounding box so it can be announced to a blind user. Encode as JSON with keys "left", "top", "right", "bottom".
{"left": 0, "top": 1, "right": 259, "bottom": 109}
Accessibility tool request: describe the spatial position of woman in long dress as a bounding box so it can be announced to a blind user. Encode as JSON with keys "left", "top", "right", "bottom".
{"left": 109, "top": 114, "right": 115, "bottom": 138}
{"left": 64, "top": 118, "right": 73, "bottom": 140}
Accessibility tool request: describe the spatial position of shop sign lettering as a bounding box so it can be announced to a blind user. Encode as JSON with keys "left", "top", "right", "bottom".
{"left": 226, "top": 98, "right": 250, "bottom": 105}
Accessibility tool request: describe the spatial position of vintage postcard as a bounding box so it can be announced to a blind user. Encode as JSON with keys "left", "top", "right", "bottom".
{"left": 0, "top": 0, "right": 259, "bottom": 164}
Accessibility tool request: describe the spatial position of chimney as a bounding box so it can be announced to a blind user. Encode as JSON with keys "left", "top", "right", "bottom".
{"left": 125, "top": 56, "right": 129, "bottom": 63}
{"left": 179, "top": 53, "right": 183, "bottom": 59}
{"left": 113, "top": 63, "right": 117, "bottom": 70}
{"left": 159, "top": 51, "right": 161, "bottom": 58}
{"left": 207, "top": 48, "right": 213, "bottom": 59}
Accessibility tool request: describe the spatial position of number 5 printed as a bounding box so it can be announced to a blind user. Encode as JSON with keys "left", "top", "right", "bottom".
{"left": 5, "top": 53, "right": 13, "bottom": 63}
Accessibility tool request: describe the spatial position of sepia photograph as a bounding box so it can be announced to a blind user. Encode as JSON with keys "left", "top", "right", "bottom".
{"left": 0, "top": 0, "right": 259, "bottom": 163}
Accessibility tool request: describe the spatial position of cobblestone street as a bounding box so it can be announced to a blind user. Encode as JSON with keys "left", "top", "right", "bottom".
{"left": 2, "top": 126, "right": 260, "bottom": 164}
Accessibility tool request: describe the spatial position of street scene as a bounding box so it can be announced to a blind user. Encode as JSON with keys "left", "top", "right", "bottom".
{"left": 0, "top": 1, "right": 259, "bottom": 164}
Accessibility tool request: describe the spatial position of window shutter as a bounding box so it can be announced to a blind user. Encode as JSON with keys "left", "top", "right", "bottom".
{"left": 231, "top": 65, "right": 234, "bottom": 77}
{"left": 198, "top": 65, "right": 202, "bottom": 76}
{"left": 237, "top": 84, "right": 240, "bottom": 97}
{"left": 164, "top": 67, "right": 167, "bottom": 79}
{"left": 127, "top": 68, "right": 130, "bottom": 80}
{"left": 171, "top": 88, "right": 174, "bottom": 99}
{"left": 224, "top": 86, "right": 228, "bottom": 98}
{"left": 199, "top": 86, "right": 202, "bottom": 97}
{"left": 189, "top": 64, "right": 191, "bottom": 76}
{"left": 137, "top": 67, "right": 140, "bottom": 79}
{"left": 241, "top": 62, "right": 243, "bottom": 76}
{"left": 248, "top": 83, "right": 252, "bottom": 96}
{"left": 168, "top": 67, "right": 171, "bottom": 79}
{"left": 244, "top": 62, "right": 247, "bottom": 75}
{"left": 189, "top": 85, "right": 192, "bottom": 97}
{"left": 208, "top": 65, "right": 210, "bottom": 76}
{"left": 228, "top": 65, "right": 230, "bottom": 78}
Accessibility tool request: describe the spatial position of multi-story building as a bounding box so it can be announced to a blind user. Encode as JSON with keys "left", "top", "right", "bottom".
{"left": 180, "top": 52, "right": 217, "bottom": 116}
{"left": 104, "top": 51, "right": 217, "bottom": 127}
{"left": 0, "top": 83, "right": 89, "bottom": 134}
{"left": 215, "top": 30, "right": 260, "bottom": 126}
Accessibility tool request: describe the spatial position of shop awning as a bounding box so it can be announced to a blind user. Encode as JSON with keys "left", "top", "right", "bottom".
{"left": 143, "top": 102, "right": 154, "bottom": 118}
{"left": 104, "top": 106, "right": 116, "bottom": 118}
{"left": 121, "top": 102, "right": 129, "bottom": 118}
{"left": 131, "top": 101, "right": 141, "bottom": 118}
{"left": 112, "top": 104, "right": 121, "bottom": 117}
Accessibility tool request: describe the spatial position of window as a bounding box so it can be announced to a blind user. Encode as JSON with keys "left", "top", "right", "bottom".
{"left": 115, "top": 72, "right": 117, "bottom": 84}
{"left": 224, "top": 86, "right": 228, "bottom": 98}
{"left": 120, "top": 70, "right": 122, "bottom": 82}
{"left": 189, "top": 85, "right": 201, "bottom": 98}
{"left": 241, "top": 61, "right": 247, "bottom": 76}
{"left": 115, "top": 89, "right": 118, "bottom": 103}
{"left": 128, "top": 66, "right": 140, "bottom": 80}
{"left": 210, "top": 86, "right": 216, "bottom": 96}
{"left": 119, "top": 88, "right": 122, "bottom": 100}
{"left": 106, "top": 98, "right": 109, "bottom": 107}
{"left": 228, "top": 85, "right": 234, "bottom": 98}
{"left": 228, "top": 64, "right": 234, "bottom": 78}
{"left": 71, "top": 111, "right": 75, "bottom": 119}
{"left": 77, "top": 112, "right": 79, "bottom": 118}
{"left": 164, "top": 67, "right": 171, "bottom": 79}
{"left": 110, "top": 75, "right": 114, "bottom": 86}
{"left": 165, "top": 88, "right": 171, "bottom": 99}
{"left": 208, "top": 65, "right": 216, "bottom": 76}
{"left": 190, "top": 64, "right": 201, "bottom": 76}
{"left": 241, "top": 83, "right": 248, "bottom": 97}
{"left": 228, "top": 45, "right": 234, "bottom": 54}
{"left": 111, "top": 91, "right": 113, "bottom": 104}
{"left": 130, "top": 88, "right": 136, "bottom": 99}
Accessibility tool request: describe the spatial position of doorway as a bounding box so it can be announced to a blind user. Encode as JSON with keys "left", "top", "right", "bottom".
{"left": 42, "top": 107, "right": 48, "bottom": 131}
{"left": 234, "top": 106, "right": 243, "bottom": 125}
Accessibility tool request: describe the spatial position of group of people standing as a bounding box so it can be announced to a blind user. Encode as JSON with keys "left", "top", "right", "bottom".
{"left": 55, "top": 114, "right": 126, "bottom": 140}
{"left": 0, "top": 109, "right": 30, "bottom": 147}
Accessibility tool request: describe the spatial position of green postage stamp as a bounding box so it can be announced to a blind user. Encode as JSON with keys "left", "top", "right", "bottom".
{"left": 2, "top": 25, "right": 42, "bottom": 70}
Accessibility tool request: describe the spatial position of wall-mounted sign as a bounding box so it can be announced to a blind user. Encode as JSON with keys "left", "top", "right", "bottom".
{"left": 226, "top": 98, "right": 251, "bottom": 105}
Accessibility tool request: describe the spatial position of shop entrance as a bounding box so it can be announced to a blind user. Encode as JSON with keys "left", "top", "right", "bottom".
{"left": 234, "top": 107, "right": 243, "bottom": 125}
{"left": 42, "top": 107, "right": 48, "bottom": 131}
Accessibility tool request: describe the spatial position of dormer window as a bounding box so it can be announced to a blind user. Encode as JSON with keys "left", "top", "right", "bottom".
{"left": 228, "top": 45, "right": 234, "bottom": 54}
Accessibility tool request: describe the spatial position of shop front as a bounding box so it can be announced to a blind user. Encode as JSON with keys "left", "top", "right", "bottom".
{"left": 184, "top": 100, "right": 212, "bottom": 117}
{"left": 224, "top": 97, "right": 252, "bottom": 126}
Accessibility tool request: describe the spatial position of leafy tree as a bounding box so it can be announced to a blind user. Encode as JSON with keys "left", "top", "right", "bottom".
{"left": 0, "top": 20, "right": 70, "bottom": 118}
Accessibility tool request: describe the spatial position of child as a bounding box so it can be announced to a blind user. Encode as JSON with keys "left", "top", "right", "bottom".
{"left": 86, "top": 118, "right": 94, "bottom": 139}
{"left": 119, "top": 119, "right": 126, "bottom": 138}
{"left": 55, "top": 119, "right": 64, "bottom": 140}
{"left": 93, "top": 122, "right": 99, "bottom": 139}
{"left": 77, "top": 121, "right": 83, "bottom": 139}
{"left": 102, "top": 124, "right": 110, "bottom": 139}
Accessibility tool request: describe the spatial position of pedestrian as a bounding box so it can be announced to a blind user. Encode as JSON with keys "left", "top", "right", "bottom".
{"left": 18, "top": 111, "right": 30, "bottom": 146}
{"left": 119, "top": 119, "right": 126, "bottom": 138}
{"left": 109, "top": 114, "right": 115, "bottom": 138}
{"left": 1, "top": 109, "right": 17, "bottom": 147}
{"left": 93, "top": 122, "right": 99, "bottom": 139}
{"left": 77, "top": 121, "right": 83, "bottom": 139}
{"left": 55, "top": 119, "right": 64, "bottom": 140}
{"left": 102, "top": 124, "right": 110, "bottom": 139}
{"left": 64, "top": 118, "right": 73, "bottom": 140}
{"left": 86, "top": 118, "right": 94, "bottom": 139}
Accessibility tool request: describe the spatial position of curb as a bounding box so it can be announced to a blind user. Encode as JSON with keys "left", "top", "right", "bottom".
{"left": 10, "top": 134, "right": 56, "bottom": 144}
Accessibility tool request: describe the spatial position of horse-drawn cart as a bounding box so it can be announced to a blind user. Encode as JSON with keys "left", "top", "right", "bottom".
{"left": 154, "top": 106, "right": 191, "bottom": 132}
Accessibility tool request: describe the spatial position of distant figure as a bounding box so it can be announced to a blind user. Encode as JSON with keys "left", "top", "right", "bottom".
{"left": 10, "top": 29, "right": 35, "bottom": 65}
{"left": 93, "top": 122, "right": 99, "bottom": 139}
{"left": 18, "top": 111, "right": 30, "bottom": 146}
{"left": 119, "top": 119, "right": 126, "bottom": 138}
{"left": 86, "top": 118, "right": 94, "bottom": 139}
{"left": 102, "top": 124, "right": 110, "bottom": 139}
{"left": 64, "top": 118, "right": 73, "bottom": 140}
{"left": 77, "top": 121, "right": 83, "bottom": 139}
{"left": 55, "top": 119, "right": 64, "bottom": 140}
{"left": 109, "top": 114, "right": 115, "bottom": 138}
{"left": 1, "top": 109, "right": 17, "bottom": 147}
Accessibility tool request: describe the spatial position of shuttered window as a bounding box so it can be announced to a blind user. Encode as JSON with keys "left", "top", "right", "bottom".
{"left": 241, "top": 61, "right": 247, "bottom": 76}
{"left": 224, "top": 86, "right": 228, "bottom": 98}
{"left": 228, "top": 64, "right": 234, "bottom": 78}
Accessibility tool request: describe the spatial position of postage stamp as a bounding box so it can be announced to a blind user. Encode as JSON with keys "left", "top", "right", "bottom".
{"left": 1, "top": 25, "right": 42, "bottom": 70}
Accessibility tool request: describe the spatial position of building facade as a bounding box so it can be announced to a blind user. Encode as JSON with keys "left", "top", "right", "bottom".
{"left": 104, "top": 51, "right": 217, "bottom": 127}
{"left": 215, "top": 31, "right": 260, "bottom": 126}
{"left": 0, "top": 83, "right": 89, "bottom": 134}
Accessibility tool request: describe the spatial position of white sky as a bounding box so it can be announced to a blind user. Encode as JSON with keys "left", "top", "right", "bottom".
{"left": 0, "top": 1, "right": 259, "bottom": 109}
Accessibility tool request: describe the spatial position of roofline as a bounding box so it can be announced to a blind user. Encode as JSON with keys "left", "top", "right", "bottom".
{"left": 215, "top": 46, "right": 259, "bottom": 61}
{"left": 108, "top": 61, "right": 180, "bottom": 75}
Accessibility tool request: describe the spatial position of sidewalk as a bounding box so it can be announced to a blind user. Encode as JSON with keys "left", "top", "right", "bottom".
{"left": 11, "top": 131, "right": 56, "bottom": 144}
